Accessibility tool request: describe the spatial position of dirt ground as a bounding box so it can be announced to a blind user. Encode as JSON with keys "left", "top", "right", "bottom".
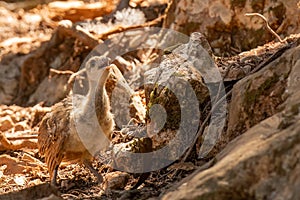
{"left": 0, "top": 0, "right": 189, "bottom": 199}
{"left": 0, "top": 0, "right": 298, "bottom": 199}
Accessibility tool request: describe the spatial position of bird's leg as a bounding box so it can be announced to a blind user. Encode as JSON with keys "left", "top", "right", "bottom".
{"left": 83, "top": 159, "right": 103, "bottom": 184}
{"left": 131, "top": 172, "right": 150, "bottom": 190}
{"left": 50, "top": 165, "right": 59, "bottom": 186}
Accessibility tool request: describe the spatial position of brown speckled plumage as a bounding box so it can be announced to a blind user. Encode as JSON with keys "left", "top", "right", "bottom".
{"left": 38, "top": 56, "right": 114, "bottom": 185}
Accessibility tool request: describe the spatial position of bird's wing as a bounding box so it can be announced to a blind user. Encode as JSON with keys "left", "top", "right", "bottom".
{"left": 38, "top": 98, "right": 71, "bottom": 178}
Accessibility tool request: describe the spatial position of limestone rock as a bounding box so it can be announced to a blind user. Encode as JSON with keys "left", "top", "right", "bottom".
{"left": 162, "top": 34, "right": 300, "bottom": 200}
{"left": 0, "top": 54, "right": 24, "bottom": 105}
{"left": 0, "top": 183, "right": 61, "bottom": 200}
{"left": 225, "top": 45, "right": 293, "bottom": 140}
{"left": 103, "top": 171, "right": 130, "bottom": 190}
{"left": 164, "top": 0, "right": 300, "bottom": 55}
{"left": 144, "top": 33, "right": 219, "bottom": 152}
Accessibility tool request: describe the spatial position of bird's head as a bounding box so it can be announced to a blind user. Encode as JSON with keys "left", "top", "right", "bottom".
{"left": 85, "top": 56, "right": 111, "bottom": 82}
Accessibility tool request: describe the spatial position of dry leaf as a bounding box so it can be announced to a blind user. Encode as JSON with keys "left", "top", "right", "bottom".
{"left": 14, "top": 175, "right": 26, "bottom": 186}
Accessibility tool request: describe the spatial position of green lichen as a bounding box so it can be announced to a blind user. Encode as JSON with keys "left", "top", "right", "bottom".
{"left": 147, "top": 84, "right": 159, "bottom": 114}
{"left": 290, "top": 103, "right": 300, "bottom": 116}
{"left": 147, "top": 85, "right": 169, "bottom": 117}
{"left": 164, "top": 43, "right": 183, "bottom": 55}
{"left": 278, "top": 103, "right": 300, "bottom": 130}
{"left": 146, "top": 83, "right": 182, "bottom": 130}
{"left": 244, "top": 75, "right": 279, "bottom": 105}
{"left": 173, "top": 71, "right": 185, "bottom": 77}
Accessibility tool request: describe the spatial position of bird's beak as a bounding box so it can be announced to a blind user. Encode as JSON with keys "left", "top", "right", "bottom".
{"left": 106, "top": 65, "right": 112, "bottom": 72}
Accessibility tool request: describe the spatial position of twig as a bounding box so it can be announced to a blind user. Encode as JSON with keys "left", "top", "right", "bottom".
{"left": 97, "top": 14, "right": 166, "bottom": 40}
{"left": 0, "top": 132, "right": 37, "bottom": 150}
{"left": 67, "top": 68, "right": 86, "bottom": 85}
{"left": 6, "top": 135, "right": 38, "bottom": 140}
{"left": 250, "top": 43, "right": 291, "bottom": 74}
{"left": 61, "top": 194, "right": 80, "bottom": 199}
{"left": 65, "top": 68, "right": 87, "bottom": 92}
{"left": 57, "top": 23, "right": 99, "bottom": 49}
{"left": 245, "top": 13, "right": 286, "bottom": 44}
{"left": 49, "top": 67, "right": 87, "bottom": 92}
{"left": 49, "top": 68, "right": 74, "bottom": 77}
{"left": 0, "top": 0, "right": 53, "bottom": 11}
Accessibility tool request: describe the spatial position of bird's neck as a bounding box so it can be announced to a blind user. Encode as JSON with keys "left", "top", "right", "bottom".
{"left": 82, "top": 80, "right": 98, "bottom": 114}
{"left": 83, "top": 66, "right": 111, "bottom": 117}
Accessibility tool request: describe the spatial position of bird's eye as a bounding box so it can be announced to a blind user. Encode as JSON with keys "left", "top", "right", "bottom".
{"left": 90, "top": 60, "right": 97, "bottom": 68}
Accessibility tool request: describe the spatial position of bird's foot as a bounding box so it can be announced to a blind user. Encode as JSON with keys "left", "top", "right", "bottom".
{"left": 83, "top": 159, "right": 103, "bottom": 184}
{"left": 50, "top": 166, "right": 59, "bottom": 187}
